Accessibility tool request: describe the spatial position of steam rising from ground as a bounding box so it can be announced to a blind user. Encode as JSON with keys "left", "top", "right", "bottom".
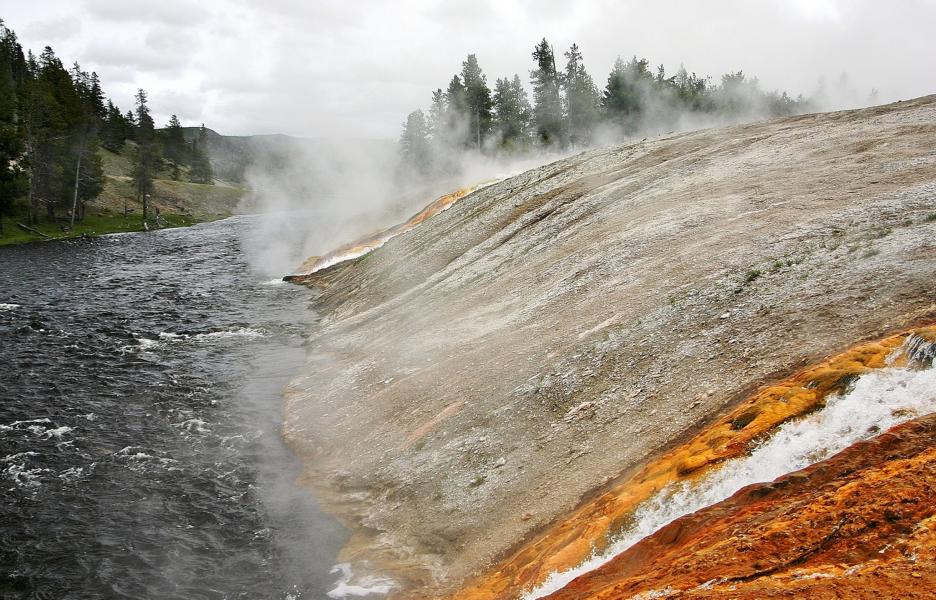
{"left": 239, "top": 137, "right": 397, "bottom": 277}
{"left": 236, "top": 52, "right": 894, "bottom": 282}
{"left": 239, "top": 138, "right": 554, "bottom": 278}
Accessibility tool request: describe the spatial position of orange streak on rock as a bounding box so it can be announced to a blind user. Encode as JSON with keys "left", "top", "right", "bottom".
{"left": 291, "top": 184, "right": 486, "bottom": 279}
{"left": 401, "top": 401, "right": 466, "bottom": 450}
{"left": 453, "top": 326, "right": 936, "bottom": 600}
{"left": 544, "top": 415, "right": 936, "bottom": 599}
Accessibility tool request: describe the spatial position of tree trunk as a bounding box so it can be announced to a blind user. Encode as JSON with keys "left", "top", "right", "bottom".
{"left": 26, "top": 138, "right": 38, "bottom": 227}
{"left": 17, "top": 222, "right": 51, "bottom": 238}
{"left": 70, "top": 149, "right": 82, "bottom": 229}
{"left": 27, "top": 180, "right": 36, "bottom": 226}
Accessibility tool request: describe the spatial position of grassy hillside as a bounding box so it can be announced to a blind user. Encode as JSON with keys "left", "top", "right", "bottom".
{"left": 1, "top": 129, "right": 393, "bottom": 246}
{"left": 95, "top": 141, "right": 246, "bottom": 218}
{"left": 0, "top": 142, "right": 247, "bottom": 246}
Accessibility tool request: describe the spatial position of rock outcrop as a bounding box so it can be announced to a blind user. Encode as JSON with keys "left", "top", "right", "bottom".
{"left": 284, "top": 96, "right": 936, "bottom": 596}
{"left": 543, "top": 413, "right": 936, "bottom": 600}
{"left": 454, "top": 326, "right": 935, "bottom": 599}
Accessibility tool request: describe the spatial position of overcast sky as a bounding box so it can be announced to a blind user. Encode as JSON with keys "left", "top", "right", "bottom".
{"left": 4, "top": 0, "right": 935, "bottom": 139}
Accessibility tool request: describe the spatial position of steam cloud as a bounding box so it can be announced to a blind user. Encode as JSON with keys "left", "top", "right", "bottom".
{"left": 238, "top": 138, "right": 555, "bottom": 278}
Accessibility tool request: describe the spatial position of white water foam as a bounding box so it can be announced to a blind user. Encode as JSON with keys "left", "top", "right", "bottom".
{"left": 191, "top": 328, "right": 265, "bottom": 342}
{"left": 59, "top": 466, "right": 86, "bottom": 482}
{"left": 3, "top": 462, "right": 51, "bottom": 489}
{"left": 132, "top": 337, "right": 161, "bottom": 352}
{"left": 114, "top": 447, "right": 179, "bottom": 472}
{"left": 2, "top": 418, "right": 52, "bottom": 429}
{"left": 123, "top": 328, "right": 267, "bottom": 352}
{"left": 40, "top": 426, "right": 73, "bottom": 439}
{"left": 0, "top": 302, "right": 20, "bottom": 310}
{"left": 0, "top": 419, "right": 71, "bottom": 442}
{"left": 326, "top": 563, "right": 398, "bottom": 598}
{"left": 525, "top": 359, "right": 936, "bottom": 598}
{"left": 177, "top": 418, "right": 211, "bottom": 434}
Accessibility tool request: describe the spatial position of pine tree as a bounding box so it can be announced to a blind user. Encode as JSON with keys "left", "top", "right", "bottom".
{"left": 0, "top": 20, "right": 193, "bottom": 235}
{"left": 0, "top": 21, "right": 25, "bottom": 231}
{"left": 426, "top": 88, "right": 459, "bottom": 175}
{"left": 101, "top": 101, "right": 125, "bottom": 152}
{"left": 601, "top": 56, "right": 652, "bottom": 135}
{"left": 124, "top": 109, "right": 136, "bottom": 141}
{"left": 23, "top": 46, "right": 71, "bottom": 223}
{"left": 0, "top": 119, "right": 23, "bottom": 232}
{"left": 530, "top": 38, "right": 564, "bottom": 147}
{"left": 492, "top": 77, "right": 511, "bottom": 141}
{"left": 88, "top": 72, "right": 105, "bottom": 120}
{"left": 510, "top": 74, "right": 533, "bottom": 139}
{"left": 673, "top": 65, "right": 711, "bottom": 112}
{"left": 716, "top": 71, "right": 760, "bottom": 118}
{"left": 399, "top": 109, "right": 431, "bottom": 175}
{"left": 66, "top": 61, "right": 103, "bottom": 226}
{"left": 131, "top": 88, "right": 158, "bottom": 221}
{"left": 163, "top": 114, "right": 185, "bottom": 168}
{"left": 493, "top": 74, "right": 532, "bottom": 152}
{"left": 443, "top": 75, "right": 468, "bottom": 149}
{"left": 72, "top": 135, "right": 102, "bottom": 224}
{"left": 0, "top": 19, "right": 27, "bottom": 86}
{"left": 188, "top": 124, "right": 213, "bottom": 184}
{"left": 562, "top": 43, "right": 600, "bottom": 146}
{"left": 460, "top": 54, "right": 493, "bottom": 151}
{"left": 427, "top": 88, "right": 446, "bottom": 141}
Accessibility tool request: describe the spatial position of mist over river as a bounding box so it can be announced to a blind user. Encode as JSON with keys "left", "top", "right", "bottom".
{"left": 0, "top": 217, "right": 346, "bottom": 599}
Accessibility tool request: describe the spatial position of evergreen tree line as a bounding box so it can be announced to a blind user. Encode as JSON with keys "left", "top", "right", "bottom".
{"left": 0, "top": 20, "right": 213, "bottom": 232}
{"left": 400, "top": 38, "right": 811, "bottom": 177}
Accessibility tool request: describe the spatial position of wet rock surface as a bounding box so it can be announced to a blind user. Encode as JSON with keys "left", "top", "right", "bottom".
{"left": 454, "top": 326, "right": 935, "bottom": 599}
{"left": 284, "top": 96, "right": 936, "bottom": 595}
{"left": 543, "top": 413, "right": 936, "bottom": 600}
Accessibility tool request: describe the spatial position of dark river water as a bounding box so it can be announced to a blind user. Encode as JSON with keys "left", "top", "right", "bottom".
{"left": 0, "top": 217, "right": 347, "bottom": 599}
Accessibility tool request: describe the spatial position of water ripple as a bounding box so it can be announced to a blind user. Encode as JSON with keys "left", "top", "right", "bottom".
{"left": 0, "top": 217, "right": 347, "bottom": 598}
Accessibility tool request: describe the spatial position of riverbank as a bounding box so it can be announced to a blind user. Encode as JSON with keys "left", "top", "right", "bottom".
{"left": 0, "top": 211, "right": 227, "bottom": 246}
{"left": 284, "top": 96, "right": 936, "bottom": 597}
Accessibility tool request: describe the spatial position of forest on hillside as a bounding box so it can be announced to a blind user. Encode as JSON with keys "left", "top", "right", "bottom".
{"left": 0, "top": 20, "right": 213, "bottom": 233}
{"left": 399, "top": 38, "right": 816, "bottom": 178}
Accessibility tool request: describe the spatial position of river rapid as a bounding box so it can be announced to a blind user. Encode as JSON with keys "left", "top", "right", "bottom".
{"left": 0, "top": 217, "right": 346, "bottom": 599}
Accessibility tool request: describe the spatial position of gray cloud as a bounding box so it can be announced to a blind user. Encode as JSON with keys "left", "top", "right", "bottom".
{"left": 83, "top": 0, "right": 210, "bottom": 26}
{"left": 3, "top": 0, "right": 935, "bottom": 137}
{"left": 83, "top": 35, "right": 192, "bottom": 73}
{"left": 22, "top": 16, "right": 81, "bottom": 43}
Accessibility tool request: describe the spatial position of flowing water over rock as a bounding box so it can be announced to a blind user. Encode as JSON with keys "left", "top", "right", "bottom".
{"left": 0, "top": 217, "right": 346, "bottom": 599}
{"left": 525, "top": 345, "right": 936, "bottom": 598}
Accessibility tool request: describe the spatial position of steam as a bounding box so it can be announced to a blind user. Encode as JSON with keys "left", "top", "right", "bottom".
{"left": 238, "top": 136, "right": 556, "bottom": 279}
{"left": 234, "top": 44, "right": 895, "bottom": 282}
{"left": 577, "top": 66, "right": 882, "bottom": 145}
{"left": 327, "top": 564, "right": 397, "bottom": 599}
{"left": 238, "top": 137, "right": 399, "bottom": 278}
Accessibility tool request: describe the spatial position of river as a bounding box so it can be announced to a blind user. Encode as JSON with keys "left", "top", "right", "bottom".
{"left": 0, "top": 217, "right": 346, "bottom": 599}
